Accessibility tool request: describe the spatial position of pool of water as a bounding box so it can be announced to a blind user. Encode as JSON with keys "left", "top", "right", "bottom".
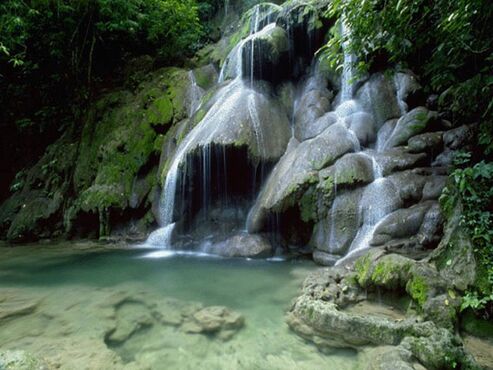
{"left": 0, "top": 243, "right": 361, "bottom": 369}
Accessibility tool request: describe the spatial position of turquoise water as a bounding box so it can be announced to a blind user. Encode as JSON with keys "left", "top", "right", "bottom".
{"left": 0, "top": 243, "right": 360, "bottom": 369}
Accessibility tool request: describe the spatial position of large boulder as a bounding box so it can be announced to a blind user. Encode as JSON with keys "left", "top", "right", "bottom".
{"left": 355, "top": 73, "right": 401, "bottom": 129}
{"left": 241, "top": 25, "right": 290, "bottom": 82}
{"left": 294, "top": 74, "right": 334, "bottom": 141}
{"left": 310, "top": 188, "right": 363, "bottom": 257}
{"left": 344, "top": 112, "right": 377, "bottom": 146}
{"left": 247, "top": 123, "right": 358, "bottom": 232}
{"left": 370, "top": 201, "right": 441, "bottom": 247}
{"left": 382, "top": 107, "right": 438, "bottom": 149}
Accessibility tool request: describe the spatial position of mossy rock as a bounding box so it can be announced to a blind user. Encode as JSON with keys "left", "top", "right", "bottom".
{"left": 146, "top": 95, "right": 173, "bottom": 127}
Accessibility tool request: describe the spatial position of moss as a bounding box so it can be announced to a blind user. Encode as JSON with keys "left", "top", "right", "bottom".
{"left": 299, "top": 186, "right": 318, "bottom": 222}
{"left": 406, "top": 275, "right": 429, "bottom": 308}
{"left": 146, "top": 95, "right": 173, "bottom": 127}
{"left": 355, "top": 253, "right": 373, "bottom": 287}
{"left": 370, "top": 257, "right": 412, "bottom": 290}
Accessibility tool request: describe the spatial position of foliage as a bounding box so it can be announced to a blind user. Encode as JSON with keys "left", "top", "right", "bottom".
{"left": 0, "top": 0, "right": 204, "bottom": 197}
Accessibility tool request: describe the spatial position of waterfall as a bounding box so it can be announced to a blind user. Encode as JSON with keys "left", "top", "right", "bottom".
{"left": 337, "top": 152, "right": 395, "bottom": 263}
{"left": 340, "top": 16, "right": 355, "bottom": 102}
{"left": 187, "top": 70, "right": 203, "bottom": 117}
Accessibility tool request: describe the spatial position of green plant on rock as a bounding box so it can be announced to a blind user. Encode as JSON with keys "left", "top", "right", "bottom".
{"left": 441, "top": 157, "right": 493, "bottom": 318}
{"left": 406, "top": 275, "right": 429, "bottom": 308}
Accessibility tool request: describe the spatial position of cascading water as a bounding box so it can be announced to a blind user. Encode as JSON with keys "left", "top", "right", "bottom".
{"left": 147, "top": 5, "right": 283, "bottom": 249}
{"left": 337, "top": 152, "right": 394, "bottom": 262}
{"left": 340, "top": 16, "right": 354, "bottom": 102}
{"left": 187, "top": 70, "right": 203, "bottom": 117}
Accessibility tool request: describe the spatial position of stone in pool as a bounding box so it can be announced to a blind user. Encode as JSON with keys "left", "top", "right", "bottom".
{"left": 182, "top": 305, "right": 245, "bottom": 341}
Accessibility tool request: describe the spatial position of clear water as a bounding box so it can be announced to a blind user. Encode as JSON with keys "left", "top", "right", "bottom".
{"left": 0, "top": 243, "right": 360, "bottom": 370}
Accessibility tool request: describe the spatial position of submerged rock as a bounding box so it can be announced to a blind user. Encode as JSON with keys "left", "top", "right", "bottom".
{"left": 0, "top": 350, "right": 51, "bottom": 370}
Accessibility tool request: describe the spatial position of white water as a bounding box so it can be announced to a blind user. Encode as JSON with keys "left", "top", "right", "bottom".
{"left": 187, "top": 70, "right": 204, "bottom": 117}
{"left": 337, "top": 152, "right": 392, "bottom": 264}
{"left": 340, "top": 16, "right": 354, "bottom": 102}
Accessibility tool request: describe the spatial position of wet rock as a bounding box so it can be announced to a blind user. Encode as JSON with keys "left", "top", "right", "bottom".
{"left": 247, "top": 123, "right": 357, "bottom": 232}
{"left": 344, "top": 112, "right": 377, "bottom": 146}
{"left": 287, "top": 248, "right": 480, "bottom": 369}
{"left": 364, "top": 346, "right": 420, "bottom": 370}
{"left": 376, "top": 119, "right": 398, "bottom": 151}
{"left": 310, "top": 188, "right": 363, "bottom": 256}
{"left": 387, "top": 170, "right": 428, "bottom": 203}
{"left": 287, "top": 291, "right": 436, "bottom": 349}
{"left": 319, "top": 153, "right": 375, "bottom": 189}
{"left": 294, "top": 74, "right": 333, "bottom": 141}
{"left": 0, "top": 350, "right": 52, "bottom": 370}
{"left": 407, "top": 131, "right": 443, "bottom": 154}
{"left": 394, "top": 71, "right": 422, "bottom": 113}
{"left": 312, "top": 250, "right": 340, "bottom": 266}
{"left": 401, "top": 329, "right": 477, "bottom": 370}
{"left": 241, "top": 25, "right": 289, "bottom": 82}
{"left": 416, "top": 202, "right": 444, "bottom": 246}
{"left": 183, "top": 306, "right": 244, "bottom": 340}
{"left": 373, "top": 148, "right": 427, "bottom": 176}
{"left": 383, "top": 107, "right": 438, "bottom": 149}
{"left": 432, "top": 149, "right": 456, "bottom": 167}
{"left": 356, "top": 73, "right": 401, "bottom": 128}
{"left": 421, "top": 176, "right": 447, "bottom": 201}
{"left": 0, "top": 293, "right": 41, "bottom": 324}
{"left": 371, "top": 201, "right": 436, "bottom": 247}
{"left": 105, "top": 300, "right": 154, "bottom": 344}
{"left": 204, "top": 233, "right": 273, "bottom": 258}
{"left": 296, "top": 110, "right": 337, "bottom": 142}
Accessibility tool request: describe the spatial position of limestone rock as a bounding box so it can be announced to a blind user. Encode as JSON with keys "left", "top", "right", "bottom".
{"left": 408, "top": 131, "right": 443, "bottom": 154}
{"left": 371, "top": 201, "right": 437, "bottom": 247}
{"left": 310, "top": 188, "right": 363, "bottom": 256}
{"left": 356, "top": 73, "right": 401, "bottom": 129}
{"left": 394, "top": 71, "right": 422, "bottom": 113}
{"left": 428, "top": 204, "right": 476, "bottom": 291}
{"left": 344, "top": 112, "right": 377, "bottom": 146}
{"left": 183, "top": 306, "right": 244, "bottom": 340}
{"left": 247, "top": 123, "right": 358, "bottom": 232}
{"left": 364, "top": 346, "right": 419, "bottom": 370}
{"left": 383, "top": 107, "right": 438, "bottom": 149}
{"left": 294, "top": 72, "right": 333, "bottom": 141}
{"left": 241, "top": 25, "right": 289, "bottom": 82}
